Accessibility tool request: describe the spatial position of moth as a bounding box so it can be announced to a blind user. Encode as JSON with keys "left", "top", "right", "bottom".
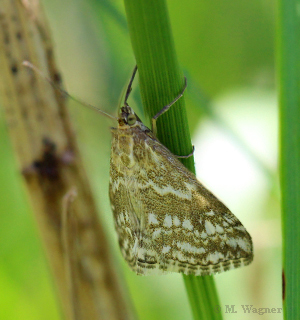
{"left": 109, "top": 67, "right": 253, "bottom": 276}
{"left": 23, "top": 62, "right": 253, "bottom": 276}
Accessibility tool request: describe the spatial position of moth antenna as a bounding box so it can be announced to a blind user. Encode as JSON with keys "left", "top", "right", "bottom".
{"left": 124, "top": 65, "right": 138, "bottom": 106}
{"left": 22, "top": 61, "right": 118, "bottom": 121}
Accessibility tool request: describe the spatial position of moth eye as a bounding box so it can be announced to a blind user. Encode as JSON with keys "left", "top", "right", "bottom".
{"left": 127, "top": 114, "right": 136, "bottom": 125}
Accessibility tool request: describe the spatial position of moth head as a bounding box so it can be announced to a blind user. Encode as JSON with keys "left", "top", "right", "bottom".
{"left": 119, "top": 105, "right": 142, "bottom": 127}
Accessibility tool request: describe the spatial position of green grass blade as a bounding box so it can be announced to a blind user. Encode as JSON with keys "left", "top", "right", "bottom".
{"left": 123, "top": 0, "right": 222, "bottom": 319}
{"left": 277, "top": 0, "right": 300, "bottom": 318}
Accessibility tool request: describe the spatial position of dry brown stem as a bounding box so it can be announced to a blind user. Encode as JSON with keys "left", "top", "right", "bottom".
{"left": 0, "top": 0, "right": 133, "bottom": 319}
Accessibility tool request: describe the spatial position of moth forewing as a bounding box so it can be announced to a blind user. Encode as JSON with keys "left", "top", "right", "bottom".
{"left": 109, "top": 104, "right": 253, "bottom": 276}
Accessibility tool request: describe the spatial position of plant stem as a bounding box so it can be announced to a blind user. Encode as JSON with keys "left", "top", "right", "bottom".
{"left": 123, "top": 0, "right": 222, "bottom": 319}
{"left": 277, "top": 0, "right": 300, "bottom": 318}
{"left": 0, "top": 1, "right": 133, "bottom": 319}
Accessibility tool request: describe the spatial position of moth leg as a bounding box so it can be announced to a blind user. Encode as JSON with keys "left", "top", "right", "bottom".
{"left": 176, "top": 145, "right": 195, "bottom": 159}
{"left": 151, "top": 77, "right": 187, "bottom": 135}
{"left": 124, "top": 65, "right": 138, "bottom": 106}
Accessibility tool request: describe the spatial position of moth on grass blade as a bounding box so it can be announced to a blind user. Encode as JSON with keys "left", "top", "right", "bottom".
{"left": 110, "top": 67, "right": 253, "bottom": 276}
{"left": 23, "top": 62, "right": 253, "bottom": 276}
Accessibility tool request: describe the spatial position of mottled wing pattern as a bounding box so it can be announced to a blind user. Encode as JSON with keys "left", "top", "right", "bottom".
{"left": 109, "top": 126, "right": 253, "bottom": 276}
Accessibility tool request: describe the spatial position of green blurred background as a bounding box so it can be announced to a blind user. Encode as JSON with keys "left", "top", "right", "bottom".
{"left": 0, "top": 0, "right": 280, "bottom": 319}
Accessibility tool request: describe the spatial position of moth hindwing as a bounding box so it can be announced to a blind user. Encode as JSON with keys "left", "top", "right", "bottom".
{"left": 109, "top": 71, "right": 253, "bottom": 276}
